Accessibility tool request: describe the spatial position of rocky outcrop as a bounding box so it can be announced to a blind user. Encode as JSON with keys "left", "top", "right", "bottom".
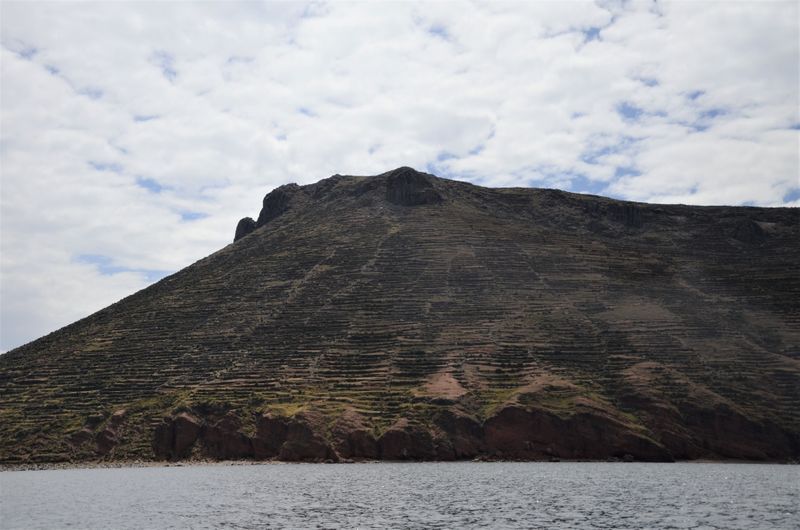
{"left": 201, "top": 413, "right": 253, "bottom": 460}
{"left": 628, "top": 397, "right": 798, "bottom": 461}
{"left": 378, "top": 418, "right": 437, "bottom": 460}
{"left": 608, "top": 202, "right": 643, "bottom": 228}
{"left": 256, "top": 411, "right": 334, "bottom": 461}
{"left": 732, "top": 218, "right": 766, "bottom": 244}
{"left": 153, "top": 410, "right": 337, "bottom": 462}
{"left": 152, "top": 412, "right": 203, "bottom": 460}
{"left": 234, "top": 217, "right": 256, "bottom": 242}
{"left": 433, "top": 411, "right": 484, "bottom": 459}
{"left": 256, "top": 183, "right": 299, "bottom": 227}
{"left": 483, "top": 406, "right": 671, "bottom": 461}
{"left": 330, "top": 410, "right": 378, "bottom": 460}
{"left": 150, "top": 406, "right": 674, "bottom": 462}
{"left": 385, "top": 167, "right": 443, "bottom": 206}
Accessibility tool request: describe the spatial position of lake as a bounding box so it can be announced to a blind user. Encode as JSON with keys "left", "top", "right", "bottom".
{"left": 1, "top": 462, "right": 798, "bottom": 529}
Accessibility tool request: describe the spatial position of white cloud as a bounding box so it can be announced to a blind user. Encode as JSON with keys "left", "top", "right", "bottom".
{"left": 1, "top": 0, "right": 797, "bottom": 351}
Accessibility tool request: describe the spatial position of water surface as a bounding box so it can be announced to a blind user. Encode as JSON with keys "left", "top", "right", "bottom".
{"left": 1, "top": 462, "right": 797, "bottom": 529}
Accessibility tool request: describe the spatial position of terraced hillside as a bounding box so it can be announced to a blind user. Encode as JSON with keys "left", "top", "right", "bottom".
{"left": 1, "top": 167, "right": 799, "bottom": 464}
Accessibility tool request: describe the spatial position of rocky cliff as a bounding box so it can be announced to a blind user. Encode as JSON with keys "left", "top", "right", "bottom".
{"left": 1, "top": 167, "right": 798, "bottom": 464}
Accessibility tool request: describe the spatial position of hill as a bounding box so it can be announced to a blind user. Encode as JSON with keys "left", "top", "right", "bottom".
{"left": 1, "top": 167, "right": 798, "bottom": 464}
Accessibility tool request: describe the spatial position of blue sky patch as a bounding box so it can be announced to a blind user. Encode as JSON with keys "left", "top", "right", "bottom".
{"left": 151, "top": 50, "right": 177, "bottom": 82}
{"left": 89, "top": 161, "right": 123, "bottom": 173}
{"left": 699, "top": 108, "right": 726, "bottom": 120}
{"left": 76, "top": 254, "right": 172, "bottom": 281}
{"left": 567, "top": 174, "right": 612, "bottom": 197}
{"left": 617, "top": 101, "right": 644, "bottom": 121}
{"left": 614, "top": 166, "right": 639, "bottom": 178}
{"left": 783, "top": 188, "right": 800, "bottom": 202}
{"left": 580, "top": 135, "right": 640, "bottom": 165}
{"left": 78, "top": 87, "right": 103, "bottom": 100}
{"left": 135, "top": 176, "right": 165, "bottom": 193}
{"left": 180, "top": 211, "right": 209, "bottom": 221}
{"left": 425, "top": 161, "right": 460, "bottom": 180}
{"left": 17, "top": 46, "right": 38, "bottom": 59}
{"left": 687, "top": 90, "right": 705, "bottom": 100}
{"left": 134, "top": 114, "right": 159, "bottom": 122}
{"left": 582, "top": 26, "right": 602, "bottom": 43}
{"left": 428, "top": 24, "right": 449, "bottom": 40}
{"left": 436, "top": 151, "right": 457, "bottom": 162}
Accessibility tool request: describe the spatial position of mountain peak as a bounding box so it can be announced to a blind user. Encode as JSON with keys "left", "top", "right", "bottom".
{"left": 234, "top": 168, "right": 444, "bottom": 242}
{"left": 5, "top": 169, "right": 798, "bottom": 465}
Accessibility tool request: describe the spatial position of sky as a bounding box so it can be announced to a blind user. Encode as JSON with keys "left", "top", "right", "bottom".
{"left": 1, "top": 1, "right": 798, "bottom": 352}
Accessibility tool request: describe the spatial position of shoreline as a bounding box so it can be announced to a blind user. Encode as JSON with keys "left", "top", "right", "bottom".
{"left": 2, "top": 458, "right": 796, "bottom": 472}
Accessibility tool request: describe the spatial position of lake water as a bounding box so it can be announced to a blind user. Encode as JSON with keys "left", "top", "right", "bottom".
{"left": 1, "top": 462, "right": 798, "bottom": 529}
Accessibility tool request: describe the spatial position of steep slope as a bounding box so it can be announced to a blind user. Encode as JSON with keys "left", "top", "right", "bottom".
{"left": 1, "top": 167, "right": 798, "bottom": 464}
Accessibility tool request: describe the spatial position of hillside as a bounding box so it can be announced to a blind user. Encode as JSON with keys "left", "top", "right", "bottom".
{"left": 1, "top": 167, "right": 798, "bottom": 464}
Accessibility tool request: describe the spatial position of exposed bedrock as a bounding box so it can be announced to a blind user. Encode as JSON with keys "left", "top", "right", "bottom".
{"left": 152, "top": 412, "right": 203, "bottom": 460}
{"left": 149, "top": 406, "right": 683, "bottom": 462}
{"left": 607, "top": 202, "right": 643, "bottom": 228}
{"left": 256, "top": 183, "right": 300, "bottom": 227}
{"left": 731, "top": 218, "right": 766, "bottom": 244}
{"left": 104, "top": 400, "right": 799, "bottom": 463}
{"left": 482, "top": 406, "right": 671, "bottom": 461}
{"left": 153, "top": 410, "right": 337, "bottom": 462}
{"left": 622, "top": 395, "right": 799, "bottom": 460}
{"left": 384, "top": 167, "right": 443, "bottom": 206}
{"left": 233, "top": 217, "right": 256, "bottom": 242}
{"left": 330, "top": 409, "right": 379, "bottom": 459}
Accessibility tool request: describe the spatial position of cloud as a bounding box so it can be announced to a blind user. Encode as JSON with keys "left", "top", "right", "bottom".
{"left": 1, "top": 1, "right": 797, "bottom": 351}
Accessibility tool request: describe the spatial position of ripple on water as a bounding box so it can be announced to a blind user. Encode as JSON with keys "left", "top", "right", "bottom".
{"left": 1, "top": 463, "right": 798, "bottom": 529}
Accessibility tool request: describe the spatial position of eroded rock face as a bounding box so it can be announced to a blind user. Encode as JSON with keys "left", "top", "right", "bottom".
{"left": 234, "top": 217, "right": 256, "bottom": 242}
{"left": 732, "top": 219, "right": 766, "bottom": 244}
{"left": 256, "top": 184, "right": 300, "bottom": 227}
{"left": 153, "top": 410, "right": 336, "bottom": 462}
{"left": 631, "top": 398, "right": 797, "bottom": 460}
{"left": 330, "top": 410, "right": 378, "bottom": 460}
{"left": 202, "top": 413, "right": 253, "bottom": 460}
{"left": 68, "top": 409, "right": 129, "bottom": 456}
{"left": 378, "top": 419, "right": 437, "bottom": 460}
{"left": 608, "top": 203, "right": 643, "bottom": 228}
{"left": 483, "top": 406, "right": 672, "bottom": 461}
{"left": 253, "top": 414, "right": 289, "bottom": 459}
{"left": 153, "top": 412, "right": 203, "bottom": 460}
{"left": 148, "top": 400, "right": 798, "bottom": 463}
{"left": 433, "top": 411, "right": 484, "bottom": 459}
{"left": 385, "top": 167, "right": 443, "bottom": 206}
{"left": 279, "top": 420, "right": 334, "bottom": 461}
